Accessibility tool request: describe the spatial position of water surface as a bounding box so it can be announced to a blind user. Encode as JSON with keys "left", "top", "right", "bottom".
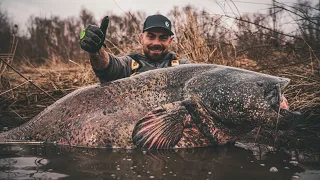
{"left": 0, "top": 142, "right": 319, "bottom": 180}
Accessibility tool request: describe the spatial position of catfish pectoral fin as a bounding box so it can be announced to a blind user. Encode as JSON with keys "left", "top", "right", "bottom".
{"left": 132, "top": 102, "right": 189, "bottom": 149}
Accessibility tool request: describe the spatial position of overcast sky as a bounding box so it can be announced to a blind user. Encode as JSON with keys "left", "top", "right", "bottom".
{"left": 0, "top": 0, "right": 317, "bottom": 33}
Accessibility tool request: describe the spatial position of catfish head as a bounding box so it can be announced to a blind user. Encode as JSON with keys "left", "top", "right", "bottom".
{"left": 183, "top": 67, "right": 301, "bottom": 144}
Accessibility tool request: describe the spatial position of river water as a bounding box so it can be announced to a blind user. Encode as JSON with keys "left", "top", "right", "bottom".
{"left": 0, "top": 142, "right": 319, "bottom": 180}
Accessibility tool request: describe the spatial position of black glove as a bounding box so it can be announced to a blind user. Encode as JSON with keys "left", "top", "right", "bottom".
{"left": 79, "top": 16, "right": 109, "bottom": 54}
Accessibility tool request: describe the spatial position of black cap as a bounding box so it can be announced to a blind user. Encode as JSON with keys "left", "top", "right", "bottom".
{"left": 143, "top": 14, "right": 174, "bottom": 35}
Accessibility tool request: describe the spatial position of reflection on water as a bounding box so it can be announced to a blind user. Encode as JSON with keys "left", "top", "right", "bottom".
{"left": 0, "top": 143, "right": 319, "bottom": 180}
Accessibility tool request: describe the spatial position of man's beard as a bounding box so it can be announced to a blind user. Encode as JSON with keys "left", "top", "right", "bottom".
{"left": 144, "top": 45, "right": 168, "bottom": 61}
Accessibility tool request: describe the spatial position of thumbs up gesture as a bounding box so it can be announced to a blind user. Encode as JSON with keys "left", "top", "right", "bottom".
{"left": 79, "top": 16, "right": 109, "bottom": 54}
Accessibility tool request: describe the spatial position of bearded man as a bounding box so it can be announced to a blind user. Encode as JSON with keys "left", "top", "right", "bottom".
{"left": 80, "top": 14, "right": 190, "bottom": 83}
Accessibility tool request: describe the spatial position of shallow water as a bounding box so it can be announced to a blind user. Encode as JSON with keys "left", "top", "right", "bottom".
{"left": 0, "top": 142, "right": 319, "bottom": 180}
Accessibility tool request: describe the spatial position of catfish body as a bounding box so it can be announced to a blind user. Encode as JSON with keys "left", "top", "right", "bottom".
{"left": 0, "top": 64, "right": 299, "bottom": 149}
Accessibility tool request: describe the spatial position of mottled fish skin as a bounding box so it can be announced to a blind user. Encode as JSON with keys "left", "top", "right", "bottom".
{"left": 0, "top": 65, "right": 212, "bottom": 148}
{"left": 0, "top": 64, "right": 299, "bottom": 149}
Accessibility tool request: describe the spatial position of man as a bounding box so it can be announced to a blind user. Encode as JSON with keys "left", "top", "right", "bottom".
{"left": 79, "top": 14, "right": 190, "bottom": 83}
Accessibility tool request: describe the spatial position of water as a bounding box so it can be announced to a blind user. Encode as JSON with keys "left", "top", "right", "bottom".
{"left": 0, "top": 142, "right": 319, "bottom": 180}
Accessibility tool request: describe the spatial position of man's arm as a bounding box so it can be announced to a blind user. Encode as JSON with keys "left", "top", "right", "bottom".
{"left": 89, "top": 48, "right": 110, "bottom": 70}
{"left": 79, "top": 16, "right": 132, "bottom": 82}
{"left": 80, "top": 26, "right": 132, "bottom": 82}
{"left": 91, "top": 52, "right": 133, "bottom": 83}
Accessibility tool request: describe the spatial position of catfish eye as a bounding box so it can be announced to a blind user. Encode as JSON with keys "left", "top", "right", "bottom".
{"left": 257, "top": 81, "right": 263, "bottom": 87}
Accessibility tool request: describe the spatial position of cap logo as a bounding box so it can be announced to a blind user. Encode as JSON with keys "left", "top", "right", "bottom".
{"left": 165, "top": 21, "right": 170, "bottom": 27}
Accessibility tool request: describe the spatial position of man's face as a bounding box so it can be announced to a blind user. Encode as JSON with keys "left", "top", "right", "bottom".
{"left": 140, "top": 28, "right": 174, "bottom": 61}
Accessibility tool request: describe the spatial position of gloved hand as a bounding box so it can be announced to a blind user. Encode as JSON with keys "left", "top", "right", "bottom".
{"left": 79, "top": 16, "right": 109, "bottom": 54}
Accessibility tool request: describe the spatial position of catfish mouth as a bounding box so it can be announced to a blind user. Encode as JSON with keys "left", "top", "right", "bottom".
{"left": 265, "top": 82, "right": 302, "bottom": 129}
{"left": 265, "top": 83, "right": 290, "bottom": 113}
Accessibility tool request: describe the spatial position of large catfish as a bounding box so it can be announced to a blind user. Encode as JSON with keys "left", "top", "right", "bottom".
{"left": 0, "top": 64, "right": 300, "bottom": 149}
